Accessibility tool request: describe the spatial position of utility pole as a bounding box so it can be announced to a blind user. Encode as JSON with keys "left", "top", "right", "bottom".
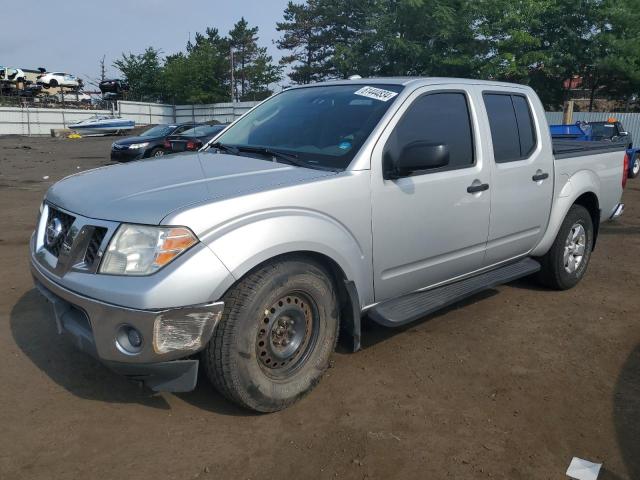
{"left": 230, "top": 47, "right": 235, "bottom": 103}
{"left": 100, "top": 55, "right": 106, "bottom": 83}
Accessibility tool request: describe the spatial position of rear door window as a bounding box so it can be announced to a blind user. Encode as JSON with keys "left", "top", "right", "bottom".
{"left": 483, "top": 93, "right": 537, "bottom": 163}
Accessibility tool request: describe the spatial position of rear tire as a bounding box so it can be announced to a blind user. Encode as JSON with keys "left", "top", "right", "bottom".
{"left": 630, "top": 153, "right": 640, "bottom": 178}
{"left": 48, "top": 79, "right": 58, "bottom": 87}
{"left": 202, "top": 257, "right": 339, "bottom": 412}
{"left": 537, "top": 204, "right": 594, "bottom": 290}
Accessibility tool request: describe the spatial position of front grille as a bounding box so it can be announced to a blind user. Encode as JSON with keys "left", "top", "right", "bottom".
{"left": 44, "top": 207, "right": 75, "bottom": 257}
{"left": 84, "top": 227, "right": 107, "bottom": 267}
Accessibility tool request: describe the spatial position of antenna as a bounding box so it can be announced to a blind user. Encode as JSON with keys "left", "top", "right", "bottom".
{"left": 230, "top": 47, "right": 235, "bottom": 103}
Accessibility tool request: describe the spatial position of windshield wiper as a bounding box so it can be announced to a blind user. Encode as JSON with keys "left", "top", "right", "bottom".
{"left": 233, "top": 145, "right": 338, "bottom": 171}
{"left": 209, "top": 142, "right": 240, "bottom": 155}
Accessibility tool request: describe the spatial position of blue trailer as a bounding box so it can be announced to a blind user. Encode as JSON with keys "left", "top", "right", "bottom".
{"left": 550, "top": 119, "right": 640, "bottom": 178}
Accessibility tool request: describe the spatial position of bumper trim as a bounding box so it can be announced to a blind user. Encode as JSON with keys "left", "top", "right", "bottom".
{"left": 31, "top": 258, "right": 224, "bottom": 365}
{"left": 610, "top": 203, "right": 625, "bottom": 219}
{"left": 105, "top": 359, "right": 199, "bottom": 392}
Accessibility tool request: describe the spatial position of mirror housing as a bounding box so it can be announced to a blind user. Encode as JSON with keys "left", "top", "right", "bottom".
{"left": 385, "top": 142, "right": 450, "bottom": 179}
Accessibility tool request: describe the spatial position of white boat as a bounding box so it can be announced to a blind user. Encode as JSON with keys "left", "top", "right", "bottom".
{"left": 68, "top": 115, "right": 135, "bottom": 135}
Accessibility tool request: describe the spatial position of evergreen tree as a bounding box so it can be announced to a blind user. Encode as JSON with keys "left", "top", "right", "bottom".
{"left": 230, "top": 18, "right": 283, "bottom": 100}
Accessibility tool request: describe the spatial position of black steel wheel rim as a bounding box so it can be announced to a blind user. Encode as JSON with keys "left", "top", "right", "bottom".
{"left": 255, "top": 291, "right": 319, "bottom": 378}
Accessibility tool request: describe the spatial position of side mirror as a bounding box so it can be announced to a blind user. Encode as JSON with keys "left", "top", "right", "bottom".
{"left": 385, "top": 142, "right": 450, "bottom": 178}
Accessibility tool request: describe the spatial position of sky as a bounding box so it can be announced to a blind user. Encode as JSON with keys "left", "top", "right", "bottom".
{"left": 1, "top": 0, "right": 291, "bottom": 88}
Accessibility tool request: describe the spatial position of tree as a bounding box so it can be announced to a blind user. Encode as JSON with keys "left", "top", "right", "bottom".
{"left": 229, "top": 18, "right": 283, "bottom": 100}
{"left": 277, "top": 1, "right": 332, "bottom": 84}
{"left": 113, "top": 47, "right": 164, "bottom": 101}
{"left": 164, "top": 28, "right": 230, "bottom": 104}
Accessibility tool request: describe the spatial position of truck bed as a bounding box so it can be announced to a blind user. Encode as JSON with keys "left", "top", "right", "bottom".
{"left": 552, "top": 139, "right": 627, "bottom": 159}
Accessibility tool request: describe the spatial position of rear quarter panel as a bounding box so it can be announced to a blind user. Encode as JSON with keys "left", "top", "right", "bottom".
{"left": 531, "top": 149, "right": 624, "bottom": 256}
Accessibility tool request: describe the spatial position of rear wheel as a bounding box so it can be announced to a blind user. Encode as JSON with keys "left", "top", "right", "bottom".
{"left": 537, "top": 204, "right": 594, "bottom": 290}
{"left": 202, "top": 257, "right": 339, "bottom": 412}
{"left": 630, "top": 153, "right": 640, "bottom": 178}
{"left": 48, "top": 79, "right": 58, "bottom": 87}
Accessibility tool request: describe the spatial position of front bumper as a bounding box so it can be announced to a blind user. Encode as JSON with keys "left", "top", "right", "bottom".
{"left": 610, "top": 203, "right": 625, "bottom": 219}
{"left": 31, "top": 258, "right": 224, "bottom": 392}
{"left": 110, "top": 147, "right": 145, "bottom": 162}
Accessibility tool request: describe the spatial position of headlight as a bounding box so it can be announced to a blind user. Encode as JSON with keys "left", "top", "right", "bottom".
{"left": 128, "top": 142, "right": 149, "bottom": 149}
{"left": 99, "top": 224, "right": 198, "bottom": 275}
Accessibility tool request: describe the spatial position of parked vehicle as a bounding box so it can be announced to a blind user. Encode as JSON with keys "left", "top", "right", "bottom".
{"left": 111, "top": 123, "right": 202, "bottom": 161}
{"left": 18, "top": 84, "right": 43, "bottom": 98}
{"left": 164, "top": 124, "right": 227, "bottom": 153}
{"left": 31, "top": 78, "right": 627, "bottom": 412}
{"left": 550, "top": 119, "right": 640, "bottom": 178}
{"left": 68, "top": 115, "right": 135, "bottom": 135}
{"left": 0, "top": 66, "right": 25, "bottom": 83}
{"left": 55, "top": 91, "right": 92, "bottom": 104}
{"left": 99, "top": 79, "right": 130, "bottom": 95}
{"left": 37, "top": 72, "right": 81, "bottom": 88}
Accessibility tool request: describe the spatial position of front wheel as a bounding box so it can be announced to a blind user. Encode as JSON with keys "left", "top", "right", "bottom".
{"left": 537, "top": 204, "right": 594, "bottom": 290}
{"left": 148, "top": 147, "right": 165, "bottom": 158}
{"left": 202, "top": 257, "right": 339, "bottom": 412}
{"left": 629, "top": 153, "right": 640, "bottom": 178}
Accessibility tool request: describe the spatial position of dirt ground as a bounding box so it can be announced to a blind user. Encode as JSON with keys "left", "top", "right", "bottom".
{"left": 0, "top": 134, "right": 638, "bottom": 480}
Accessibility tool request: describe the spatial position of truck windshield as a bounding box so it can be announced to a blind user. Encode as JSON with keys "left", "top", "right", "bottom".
{"left": 208, "top": 84, "right": 404, "bottom": 170}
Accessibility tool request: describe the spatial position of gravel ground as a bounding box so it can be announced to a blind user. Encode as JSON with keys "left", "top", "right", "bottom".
{"left": 0, "top": 135, "right": 638, "bottom": 480}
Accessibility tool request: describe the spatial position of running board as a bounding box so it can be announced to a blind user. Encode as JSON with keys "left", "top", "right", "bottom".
{"left": 368, "top": 258, "right": 541, "bottom": 327}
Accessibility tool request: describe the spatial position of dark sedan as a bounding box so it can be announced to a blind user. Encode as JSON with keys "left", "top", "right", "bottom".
{"left": 99, "top": 79, "right": 129, "bottom": 95}
{"left": 164, "top": 124, "right": 227, "bottom": 154}
{"left": 110, "top": 123, "right": 202, "bottom": 162}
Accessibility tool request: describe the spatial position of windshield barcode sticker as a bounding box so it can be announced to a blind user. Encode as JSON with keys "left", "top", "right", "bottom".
{"left": 354, "top": 86, "right": 399, "bottom": 102}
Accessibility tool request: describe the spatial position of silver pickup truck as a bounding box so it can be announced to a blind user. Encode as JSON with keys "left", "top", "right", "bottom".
{"left": 30, "top": 78, "right": 627, "bottom": 412}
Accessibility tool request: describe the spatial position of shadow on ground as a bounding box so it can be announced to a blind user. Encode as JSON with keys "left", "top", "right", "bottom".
{"left": 10, "top": 289, "right": 272, "bottom": 416}
{"left": 613, "top": 344, "right": 640, "bottom": 480}
{"left": 359, "top": 289, "right": 499, "bottom": 350}
{"left": 10, "top": 290, "right": 172, "bottom": 409}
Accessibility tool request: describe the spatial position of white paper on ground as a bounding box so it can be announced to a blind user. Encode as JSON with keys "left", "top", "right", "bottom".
{"left": 566, "top": 457, "right": 602, "bottom": 480}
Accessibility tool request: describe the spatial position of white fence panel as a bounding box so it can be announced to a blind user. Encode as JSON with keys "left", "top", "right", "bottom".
{"left": 0, "top": 100, "right": 259, "bottom": 135}
{"left": 0, "top": 106, "right": 112, "bottom": 135}
{"left": 175, "top": 101, "right": 259, "bottom": 124}
{"left": 117, "top": 101, "right": 174, "bottom": 125}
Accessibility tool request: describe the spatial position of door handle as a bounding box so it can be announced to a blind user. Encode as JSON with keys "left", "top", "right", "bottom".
{"left": 532, "top": 172, "right": 549, "bottom": 182}
{"left": 467, "top": 183, "right": 489, "bottom": 193}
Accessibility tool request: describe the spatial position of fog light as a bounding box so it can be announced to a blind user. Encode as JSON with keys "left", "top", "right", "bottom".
{"left": 127, "top": 328, "right": 143, "bottom": 348}
{"left": 116, "top": 325, "right": 143, "bottom": 354}
{"left": 153, "top": 304, "right": 223, "bottom": 354}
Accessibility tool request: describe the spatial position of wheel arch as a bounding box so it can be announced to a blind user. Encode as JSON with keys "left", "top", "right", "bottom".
{"left": 197, "top": 210, "right": 372, "bottom": 352}
{"left": 219, "top": 250, "right": 363, "bottom": 352}
{"left": 573, "top": 191, "right": 600, "bottom": 249}
{"left": 531, "top": 178, "right": 601, "bottom": 257}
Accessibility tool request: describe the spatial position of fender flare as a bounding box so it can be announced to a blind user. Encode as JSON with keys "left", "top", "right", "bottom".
{"left": 201, "top": 209, "right": 372, "bottom": 338}
{"left": 531, "top": 170, "right": 601, "bottom": 257}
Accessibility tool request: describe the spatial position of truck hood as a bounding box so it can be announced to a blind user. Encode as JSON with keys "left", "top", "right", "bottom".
{"left": 46, "top": 151, "right": 336, "bottom": 224}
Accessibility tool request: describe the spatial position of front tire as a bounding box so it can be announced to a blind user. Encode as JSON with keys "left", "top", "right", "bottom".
{"left": 203, "top": 257, "right": 339, "bottom": 412}
{"left": 148, "top": 147, "right": 165, "bottom": 158}
{"left": 537, "top": 204, "right": 594, "bottom": 290}
{"left": 630, "top": 153, "right": 640, "bottom": 178}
